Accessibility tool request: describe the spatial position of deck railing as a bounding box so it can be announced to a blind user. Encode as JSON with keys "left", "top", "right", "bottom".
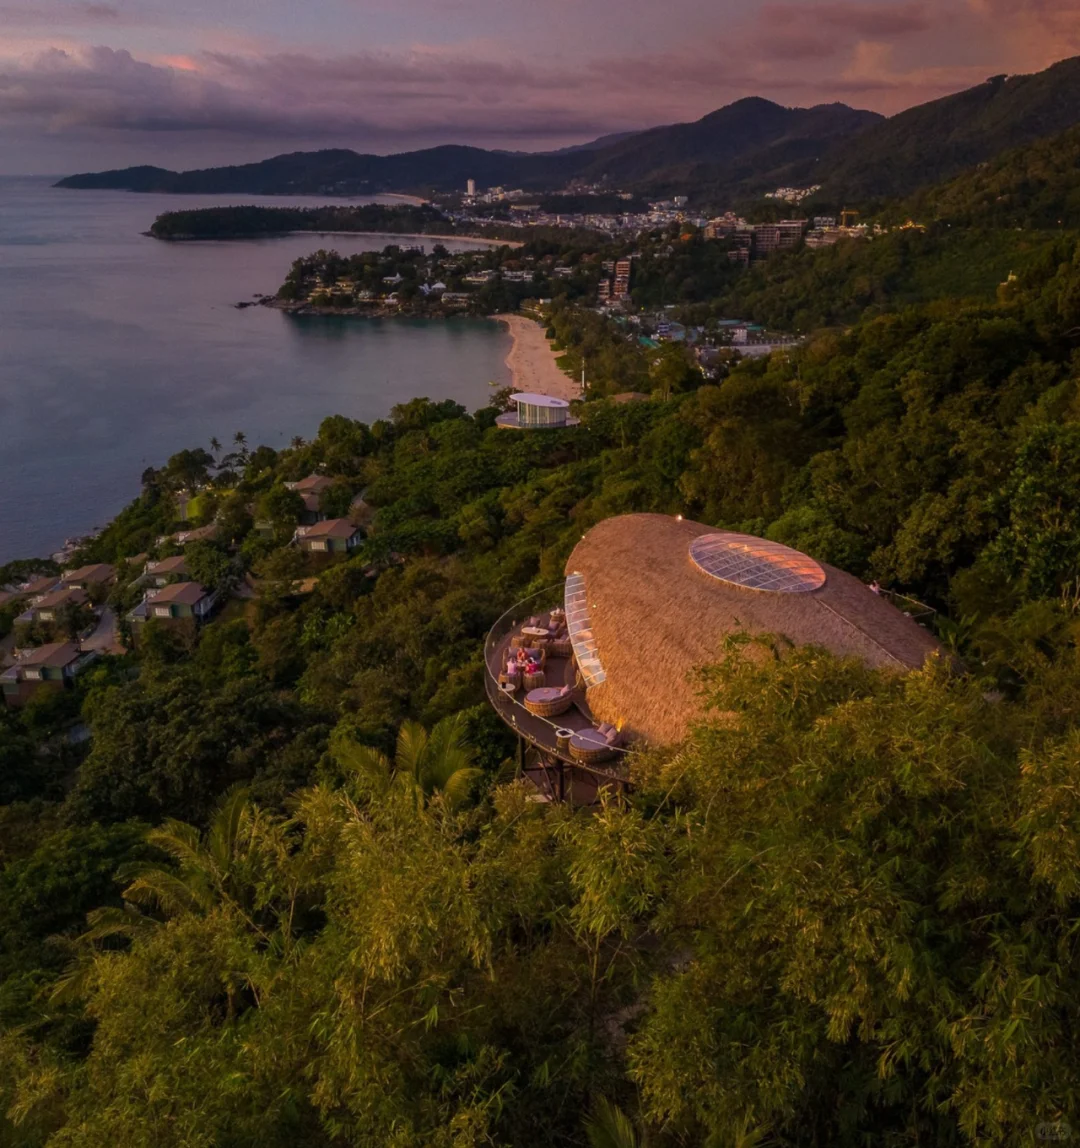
{"left": 484, "top": 585, "right": 631, "bottom": 781}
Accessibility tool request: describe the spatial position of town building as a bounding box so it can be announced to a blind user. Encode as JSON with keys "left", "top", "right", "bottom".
{"left": 612, "top": 258, "right": 632, "bottom": 299}
{"left": 484, "top": 513, "right": 942, "bottom": 803}
{"left": 496, "top": 393, "right": 580, "bottom": 430}
{"left": 1, "top": 642, "right": 98, "bottom": 707}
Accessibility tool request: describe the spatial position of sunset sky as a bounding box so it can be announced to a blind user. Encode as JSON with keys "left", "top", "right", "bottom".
{"left": 0, "top": 0, "right": 1076, "bottom": 174}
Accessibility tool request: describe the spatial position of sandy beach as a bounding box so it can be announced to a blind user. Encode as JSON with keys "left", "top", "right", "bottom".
{"left": 496, "top": 314, "right": 580, "bottom": 401}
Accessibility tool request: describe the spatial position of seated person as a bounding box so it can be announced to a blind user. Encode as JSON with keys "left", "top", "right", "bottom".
{"left": 506, "top": 658, "right": 520, "bottom": 677}
{"left": 516, "top": 648, "right": 528, "bottom": 665}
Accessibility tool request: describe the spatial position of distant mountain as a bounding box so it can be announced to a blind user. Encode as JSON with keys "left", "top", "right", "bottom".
{"left": 55, "top": 99, "right": 880, "bottom": 200}
{"left": 544, "top": 131, "right": 644, "bottom": 156}
{"left": 821, "top": 57, "right": 1080, "bottom": 201}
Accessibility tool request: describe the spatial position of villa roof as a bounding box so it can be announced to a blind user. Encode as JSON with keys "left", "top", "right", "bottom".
{"left": 150, "top": 555, "right": 189, "bottom": 575}
{"left": 150, "top": 581, "right": 209, "bottom": 606}
{"left": 512, "top": 392, "right": 570, "bottom": 408}
{"left": 62, "top": 563, "right": 115, "bottom": 585}
{"left": 23, "top": 575, "right": 60, "bottom": 595}
{"left": 19, "top": 641, "right": 82, "bottom": 668}
{"left": 301, "top": 518, "right": 359, "bottom": 540}
{"left": 564, "top": 513, "right": 944, "bottom": 746}
{"left": 34, "top": 586, "right": 88, "bottom": 610}
{"left": 291, "top": 474, "right": 334, "bottom": 494}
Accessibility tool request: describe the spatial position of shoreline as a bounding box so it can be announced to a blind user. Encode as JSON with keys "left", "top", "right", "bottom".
{"left": 494, "top": 314, "right": 580, "bottom": 402}
{"left": 150, "top": 229, "right": 522, "bottom": 248}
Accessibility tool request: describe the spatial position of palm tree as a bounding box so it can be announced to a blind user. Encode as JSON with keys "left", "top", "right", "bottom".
{"left": 332, "top": 714, "right": 483, "bottom": 810}
{"left": 290, "top": 435, "right": 305, "bottom": 450}
{"left": 75, "top": 789, "right": 276, "bottom": 942}
{"left": 53, "top": 789, "right": 278, "bottom": 1003}
{"left": 584, "top": 1099, "right": 644, "bottom": 1148}
{"left": 209, "top": 436, "right": 222, "bottom": 456}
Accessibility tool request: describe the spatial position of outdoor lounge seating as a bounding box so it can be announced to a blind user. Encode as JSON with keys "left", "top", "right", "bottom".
{"left": 568, "top": 727, "right": 620, "bottom": 765}
{"left": 525, "top": 684, "right": 575, "bottom": 718}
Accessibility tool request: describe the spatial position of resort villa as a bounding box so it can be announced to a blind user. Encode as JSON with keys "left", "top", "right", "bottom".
{"left": 143, "top": 555, "right": 189, "bottom": 587}
{"left": 17, "top": 585, "right": 90, "bottom": 627}
{"left": 60, "top": 563, "right": 116, "bottom": 592}
{"left": 496, "top": 393, "right": 580, "bottom": 430}
{"left": 286, "top": 475, "right": 334, "bottom": 524}
{"left": 1, "top": 642, "right": 98, "bottom": 707}
{"left": 129, "top": 581, "right": 218, "bottom": 633}
{"left": 486, "top": 513, "right": 943, "bottom": 803}
{"left": 295, "top": 519, "right": 363, "bottom": 554}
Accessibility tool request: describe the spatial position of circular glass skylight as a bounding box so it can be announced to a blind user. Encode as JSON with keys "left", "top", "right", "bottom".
{"left": 689, "top": 532, "right": 826, "bottom": 593}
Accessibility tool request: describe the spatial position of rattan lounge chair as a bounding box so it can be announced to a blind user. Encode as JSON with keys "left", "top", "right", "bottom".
{"left": 524, "top": 686, "right": 574, "bottom": 718}
{"left": 568, "top": 728, "right": 618, "bottom": 764}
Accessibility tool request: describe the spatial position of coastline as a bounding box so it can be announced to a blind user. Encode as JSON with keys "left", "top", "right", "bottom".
{"left": 494, "top": 314, "right": 580, "bottom": 402}
{"left": 151, "top": 229, "right": 522, "bottom": 248}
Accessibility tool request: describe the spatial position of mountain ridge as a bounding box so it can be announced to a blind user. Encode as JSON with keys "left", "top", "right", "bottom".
{"left": 54, "top": 99, "right": 881, "bottom": 199}
{"left": 55, "top": 56, "right": 1080, "bottom": 205}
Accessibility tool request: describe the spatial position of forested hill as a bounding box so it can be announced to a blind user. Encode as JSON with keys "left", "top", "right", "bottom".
{"left": 55, "top": 99, "right": 879, "bottom": 198}
{"left": 820, "top": 55, "right": 1080, "bottom": 201}
{"left": 892, "top": 121, "right": 1080, "bottom": 228}
{"left": 51, "top": 56, "right": 1080, "bottom": 206}
{"left": 148, "top": 202, "right": 461, "bottom": 240}
{"left": 8, "top": 229, "right": 1080, "bottom": 1142}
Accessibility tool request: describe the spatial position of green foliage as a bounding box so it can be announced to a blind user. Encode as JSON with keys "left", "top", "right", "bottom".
{"left": 14, "top": 216, "right": 1080, "bottom": 1145}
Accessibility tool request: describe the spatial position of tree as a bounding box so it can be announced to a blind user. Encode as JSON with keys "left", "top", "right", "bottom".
{"left": 332, "top": 713, "right": 483, "bottom": 810}
{"left": 585, "top": 1099, "right": 645, "bottom": 1148}
{"left": 255, "top": 485, "right": 305, "bottom": 542}
{"left": 183, "top": 541, "right": 236, "bottom": 596}
{"left": 162, "top": 448, "right": 214, "bottom": 493}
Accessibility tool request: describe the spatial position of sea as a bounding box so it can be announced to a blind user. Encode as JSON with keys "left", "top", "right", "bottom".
{"left": 0, "top": 176, "right": 512, "bottom": 564}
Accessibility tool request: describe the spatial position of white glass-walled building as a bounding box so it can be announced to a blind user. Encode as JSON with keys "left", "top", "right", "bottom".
{"left": 496, "top": 393, "right": 580, "bottom": 430}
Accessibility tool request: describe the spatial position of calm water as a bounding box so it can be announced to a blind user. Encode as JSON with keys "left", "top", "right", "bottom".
{"left": 0, "top": 177, "right": 511, "bottom": 562}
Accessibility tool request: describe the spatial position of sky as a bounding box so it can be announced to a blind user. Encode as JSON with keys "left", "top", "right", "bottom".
{"left": 0, "top": 0, "right": 1077, "bottom": 175}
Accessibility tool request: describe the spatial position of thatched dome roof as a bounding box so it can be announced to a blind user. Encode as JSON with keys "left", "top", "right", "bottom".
{"left": 564, "top": 514, "right": 944, "bottom": 746}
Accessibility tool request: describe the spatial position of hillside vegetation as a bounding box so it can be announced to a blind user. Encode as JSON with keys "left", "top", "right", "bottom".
{"left": 820, "top": 55, "right": 1080, "bottom": 201}
{"left": 8, "top": 228, "right": 1080, "bottom": 1143}
{"left": 898, "top": 121, "right": 1080, "bottom": 228}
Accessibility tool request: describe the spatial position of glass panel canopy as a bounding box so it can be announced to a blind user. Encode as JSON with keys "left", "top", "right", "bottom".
{"left": 689, "top": 533, "right": 826, "bottom": 593}
{"left": 564, "top": 572, "right": 607, "bottom": 686}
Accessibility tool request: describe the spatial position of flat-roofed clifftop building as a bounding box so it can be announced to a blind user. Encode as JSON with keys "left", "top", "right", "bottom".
{"left": 496, "top": 393, "right": 580, "bottom": 430}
